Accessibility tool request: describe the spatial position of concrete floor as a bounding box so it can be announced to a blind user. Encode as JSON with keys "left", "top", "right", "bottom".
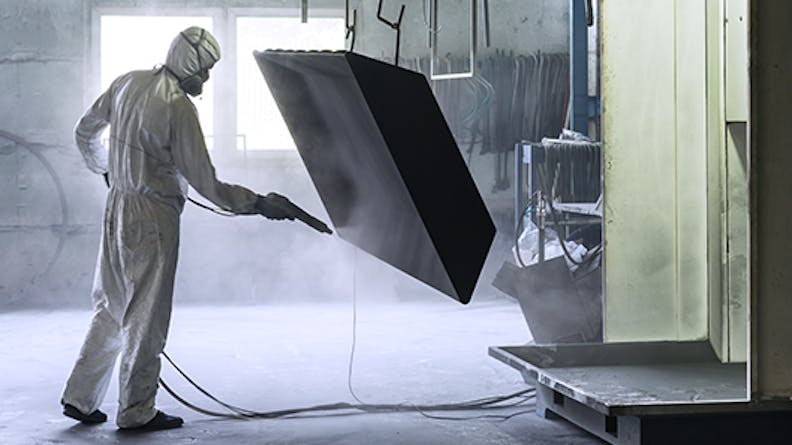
{"left": 0, "top": 299, "right": 603, "bottom": 444}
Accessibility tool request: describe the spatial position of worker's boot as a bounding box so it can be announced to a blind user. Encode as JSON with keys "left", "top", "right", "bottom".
{"left": 119, "top": 410, "right": 183, "bottom": 432}
{"left": 63, "top": 403, "right": 108, "bottom": 424}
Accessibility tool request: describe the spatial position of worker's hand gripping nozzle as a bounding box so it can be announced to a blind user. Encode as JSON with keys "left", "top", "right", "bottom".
{"left": 255, "top": 192, "right": 333, "bottom": 234}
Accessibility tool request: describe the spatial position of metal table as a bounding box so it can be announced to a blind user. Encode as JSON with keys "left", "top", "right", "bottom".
{"left": 490, "top": 341, "right": 792, "bottom": 444}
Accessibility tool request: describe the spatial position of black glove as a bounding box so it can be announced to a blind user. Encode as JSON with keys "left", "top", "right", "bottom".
{"left": 255, "top": 193, "right": 296, "bottom": 220}
{"left": 254, "top": 192, "right": 333, "bottom": 234}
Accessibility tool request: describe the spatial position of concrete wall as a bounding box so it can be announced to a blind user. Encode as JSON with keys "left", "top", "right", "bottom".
{"left": 0, "top": 0, "right": 569, "bottom": 310}
{"left": 351, "top": 0, "right": 568, "bottom": 60}
{"left": 0, "top": 0, "right": 99, "bottom": 308}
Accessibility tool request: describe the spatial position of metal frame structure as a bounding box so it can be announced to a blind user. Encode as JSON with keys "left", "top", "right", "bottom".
{"left": 492, "top": 1, "right": 792, "bottom": 443}
{"left": 429, "top": 0, "right": 477, "bottom": 80}
{"left": 569, "top": 0, "right": 588, "bottom": 134}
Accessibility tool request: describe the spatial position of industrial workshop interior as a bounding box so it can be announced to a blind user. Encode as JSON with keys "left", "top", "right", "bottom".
{"left": 2, "top": 0, "right": 792, "bottom": 444}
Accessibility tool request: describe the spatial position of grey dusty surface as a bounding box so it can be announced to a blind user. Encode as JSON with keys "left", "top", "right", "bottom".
{"left": 0, "top": 300, "right": 603, "bottom": 444}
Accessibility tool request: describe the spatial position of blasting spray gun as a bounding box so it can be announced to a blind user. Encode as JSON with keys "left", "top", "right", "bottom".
{"left": 258, "top": 191, "right": 333, "bottom": 234}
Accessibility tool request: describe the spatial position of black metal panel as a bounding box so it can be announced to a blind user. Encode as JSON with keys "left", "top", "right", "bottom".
{"left": 255, "top": 50, "right": 494, "bottom": 303}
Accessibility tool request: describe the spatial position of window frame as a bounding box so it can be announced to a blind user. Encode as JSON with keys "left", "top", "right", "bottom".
{"left": 89, "top": 6, "right": 223, "bottom": 152}
{"left": 228, "top": 8, "right": 346, "bottom": 162}
{"left": 88, "top": 5, "right": 345, "bottom": 167}
{"left": 89, "top": 6, "right": 224, "bottom": 106}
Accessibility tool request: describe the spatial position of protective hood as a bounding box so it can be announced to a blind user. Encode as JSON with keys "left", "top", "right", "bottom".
{"left": 165, "top": 26, "right": 221, "bottom": 80}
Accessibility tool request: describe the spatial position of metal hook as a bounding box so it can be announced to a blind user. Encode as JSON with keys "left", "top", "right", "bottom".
{"left": 345, "top": 0, "right": 357, "bottom": 52}
{"left": 377, "top": 0, "right": 406, "bottom": 66}
{"left": 482, "top": 0, "right": 490, "bottom": 47}
{"left": 423, "top": 0, "right": 443, "bottom": 48}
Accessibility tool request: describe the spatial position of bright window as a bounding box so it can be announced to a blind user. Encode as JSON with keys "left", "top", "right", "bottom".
{"left": 100, "top": 15, "right": 215, "bottom": 149}
{"left": 236, "top": 16, "right": 345, "bottom": 151}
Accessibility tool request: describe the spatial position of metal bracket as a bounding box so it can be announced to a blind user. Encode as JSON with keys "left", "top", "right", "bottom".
{"left": 430, "top": 0, "right": 477, "bottom": 80}
{"left": 585, "top": 0, "right": 594, "bottom": 26}
{"left": 587, "top": 95, "right": 601, "bottom": 118}
{"left": 345, "top": 0, "right": 357, "bottom": 52}
{"left": 482, "top": 0, "right": 490, "bottom": 47}
{"left": 377, "top": 0, "right": 406, "bottom": 66}
{"left": 301, "top": 0, "right": 308, "bottom": 23}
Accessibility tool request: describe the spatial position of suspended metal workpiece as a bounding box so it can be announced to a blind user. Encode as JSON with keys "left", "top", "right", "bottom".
{"left": 255, "top": 50, "right": 495, "bottom": 304}
{"left": 430, "top": 0, "right": 477, "bottom": 80}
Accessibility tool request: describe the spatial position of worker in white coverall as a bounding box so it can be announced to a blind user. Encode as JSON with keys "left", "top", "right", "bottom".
{"left": 60, "top": 26, "right": 329, "bottom": 431}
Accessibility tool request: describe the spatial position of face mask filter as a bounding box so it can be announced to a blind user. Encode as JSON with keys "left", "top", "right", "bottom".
{"left": 180, "top": 75, "right": 204, "bottom": 97}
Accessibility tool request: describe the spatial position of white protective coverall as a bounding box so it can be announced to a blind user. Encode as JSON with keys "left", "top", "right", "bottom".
{"left": 61, "top": 27, "right": 258, "bottom": 428}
